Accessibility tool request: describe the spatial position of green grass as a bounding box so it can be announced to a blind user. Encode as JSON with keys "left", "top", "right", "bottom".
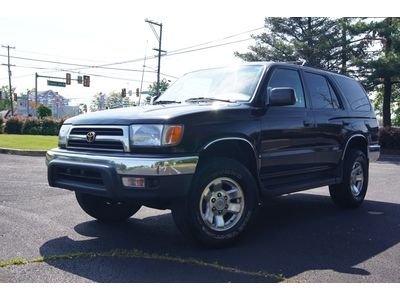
{"left": 0, "top": 134, "right": 58, "bottom": 151}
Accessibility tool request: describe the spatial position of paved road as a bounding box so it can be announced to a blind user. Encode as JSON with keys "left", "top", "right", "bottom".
{"left": 0, "top": 153, "right": 399, "bottom": 282}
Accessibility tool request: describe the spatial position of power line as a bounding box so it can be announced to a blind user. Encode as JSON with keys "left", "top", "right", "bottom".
{"left": 164, "top": 37, "right": 253, "bottom": 57}
{"left": 13, "top": 48, "right": 110, "bottom": 64}
{"left": 1, "top": 26, "right": 262, "bottom": 84}
{"left": 167, "top": 27, "right": 264, "bottom": 54}
{"left": 77, "top": 26, "right": 264, "bottom": 68}
{"left": 0, "top": 55, "right": 179, "bottom": 78}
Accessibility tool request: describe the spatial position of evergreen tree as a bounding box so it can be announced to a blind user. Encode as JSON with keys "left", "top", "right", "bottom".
{"left": 361, "top": 17, "right": 400, "bottom": 127}
{"left": 235, "top": 17, "right": 372, "bottom": 75}
{"left": 235, "top": 17, "right": 338, "bottom": 69}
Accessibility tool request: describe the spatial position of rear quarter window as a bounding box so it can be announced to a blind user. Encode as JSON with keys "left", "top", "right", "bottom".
{"left": 334, "top": 76, "right": 371, "bottom": 111}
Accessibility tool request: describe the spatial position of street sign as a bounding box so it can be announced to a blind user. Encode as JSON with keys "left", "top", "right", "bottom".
{"left": 47, "top": 80, "right": 66, "bottom": 87}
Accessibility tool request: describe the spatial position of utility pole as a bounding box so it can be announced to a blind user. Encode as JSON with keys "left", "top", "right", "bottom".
{"left": 139, "top": 40, "right": 148, "bottom": 106}
{"left": 35, "top": 73, "right": 38, "bottom": 116}
{"left": 1, "top": 45, "right": 16, "bottom": 115}
{"left": 145, "top": 19, "right": 166, "bottom": 97}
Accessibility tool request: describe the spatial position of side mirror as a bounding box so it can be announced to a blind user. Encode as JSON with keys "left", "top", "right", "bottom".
{"left": 268, "top": 88, "right": 296, "bottom": 106}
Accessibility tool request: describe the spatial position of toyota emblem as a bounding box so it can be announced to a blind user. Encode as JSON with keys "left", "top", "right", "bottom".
{"left": 86, "top": 131, "right": 96, "bottom": 143}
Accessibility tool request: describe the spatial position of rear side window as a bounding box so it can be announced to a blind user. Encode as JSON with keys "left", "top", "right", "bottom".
{"left": 304, "top": 72, "right": 341, "bottom": 109}
{"left": 267, "top": 68, "right": 305, "bottom": 108}
{"left": 334, "top": 76, "right": 371, "bottom": 111}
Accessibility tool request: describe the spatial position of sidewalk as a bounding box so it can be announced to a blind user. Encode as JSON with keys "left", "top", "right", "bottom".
{"left": 0, "top": 147, "right": 46, "bottom": 156}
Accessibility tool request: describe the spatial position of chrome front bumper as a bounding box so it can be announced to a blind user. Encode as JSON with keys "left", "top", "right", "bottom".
{"left": 46, "top": 148, "right": 198, "bottom": 176}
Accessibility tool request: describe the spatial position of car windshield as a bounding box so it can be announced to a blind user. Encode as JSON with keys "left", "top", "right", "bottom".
{"left": 155, "top": 65, "right": 265, "bottom": 103}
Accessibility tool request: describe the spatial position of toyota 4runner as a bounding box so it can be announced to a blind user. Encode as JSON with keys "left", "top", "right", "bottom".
{"left": 46, "top": 62, "right": 380, "bottom": 247}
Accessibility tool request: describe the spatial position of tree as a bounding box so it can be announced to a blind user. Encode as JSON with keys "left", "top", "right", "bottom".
{"left": 0, "top": 85, "right": 16, "bottom": 111}
{"left": 90, "top": 91, "right": 134, "bottom": 111}
{"left": 235, "top": 18, "right": 373, "bottom": 75}
{"left": 373, "top": 85, "right": 400, "bottom": 126}
{"left": 330, "top": 18, "right": 374, "bottom": 76}
{"left": 235, "top": 18, "right": 339, "bottom": 69}
{"left": 148, "top": 78, "right": 170, "bottom": 97}
{"left": 361, "top": 18, "right": 400, "bottom": 127}
{"left": 37, "top": 105, "right": 52, "bottom": 118}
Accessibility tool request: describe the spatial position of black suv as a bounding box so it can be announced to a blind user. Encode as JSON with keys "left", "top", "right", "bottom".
{"left": 46, "top": 62, "right": 380, "bottom": 247}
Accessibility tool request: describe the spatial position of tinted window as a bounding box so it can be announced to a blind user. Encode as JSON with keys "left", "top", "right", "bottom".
{"left": 268, "top": 69, "right": 305, "bottom": 108}
{"left": 334, "top": 76, "right": 371, "bottom": 111}
{"left": 304, "top": 72, "right": 340, "bottom": 109}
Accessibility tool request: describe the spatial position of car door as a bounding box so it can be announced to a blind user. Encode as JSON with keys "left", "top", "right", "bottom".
{"left": 259, "top": 67, "right": 317, "bottom": 185}
{"left": 302, "top": 71, "right": 348, "bottom": 169}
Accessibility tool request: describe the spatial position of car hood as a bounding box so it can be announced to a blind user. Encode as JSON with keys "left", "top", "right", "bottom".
{"left": 66, "top": 102, "right": 244, "bottom": 125}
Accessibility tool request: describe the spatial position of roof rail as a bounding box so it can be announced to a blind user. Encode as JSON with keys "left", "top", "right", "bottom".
{"left": 285, "top": 59, "right": 306, "bottom": 66}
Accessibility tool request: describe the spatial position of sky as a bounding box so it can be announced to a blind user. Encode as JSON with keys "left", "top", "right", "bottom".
{"left": 0, "top": 0, "right": 396, "bottom": 106}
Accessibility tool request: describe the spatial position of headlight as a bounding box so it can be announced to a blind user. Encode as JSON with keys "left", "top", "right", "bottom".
{"left": 130, "top": 124, "right": 183, "bottom": 147}
{"left": 58, "top": 124, "right": 72, "bottom": 147}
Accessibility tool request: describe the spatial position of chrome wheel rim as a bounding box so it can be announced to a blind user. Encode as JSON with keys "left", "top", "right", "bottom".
{"left": 199, "top": 177, "right": 245, "bottom": 232}
{"left": 350, "top": 161, "right": 364, "bottom": 197}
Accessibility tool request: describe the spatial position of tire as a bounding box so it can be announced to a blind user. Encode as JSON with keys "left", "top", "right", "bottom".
{"left": 329, "top": 149, "right": 368, "bottom": 208}
{"left": 75, "top": 192, "right": 141, "bottom": 222}
{"left": 172, "top": 157, "right": 259, "bottom": 247}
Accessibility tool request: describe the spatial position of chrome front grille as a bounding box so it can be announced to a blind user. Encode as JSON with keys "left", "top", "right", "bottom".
{"left": 67, "top": 125, "right": 130, "bottom": 152}
{"left": 70, "top": 127, "right": 124, "bottom": 136}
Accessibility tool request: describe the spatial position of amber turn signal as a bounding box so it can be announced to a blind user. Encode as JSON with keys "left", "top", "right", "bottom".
{"left": 163, "top": 125, "right": 183, "bottom": 145}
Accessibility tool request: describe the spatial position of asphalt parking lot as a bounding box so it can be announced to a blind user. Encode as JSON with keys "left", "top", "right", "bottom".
{"left": 0, "top": 153, "right": 399, "bottom": 282}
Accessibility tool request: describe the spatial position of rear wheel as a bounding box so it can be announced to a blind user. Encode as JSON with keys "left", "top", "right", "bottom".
{"left": 75, "top": 192, "right": 141, "bottom": 222}
{"left": 329, "top": 149, "right": 368, "bottom": 208}
{"left": 172, "top": 158, "right": 259, "bottom": 247}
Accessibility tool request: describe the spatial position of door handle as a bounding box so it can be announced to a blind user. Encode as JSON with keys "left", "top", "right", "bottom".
{"left": 342, "top": 121, "right": 350, "bottom": 126}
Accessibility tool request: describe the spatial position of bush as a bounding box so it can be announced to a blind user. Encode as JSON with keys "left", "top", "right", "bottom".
{"left": 4, "top": 116, "right": 24, "bottom": 134}
{"left": 37, "top": 105, "right": 52, "bottom": 118}
{"left": 379, "top": 127, "right": 400, "bottom": 150}
{"left": 22, "top": 117, "right": 42, "bottom": 135}
{"left": 0, "top": 115, "right": 3, "bottom": 133}
{"left": 3, "top": 116, "right": 62, "bottom": 136}
{"left": 41, "top": 117, "right": 59, "bottom": 135}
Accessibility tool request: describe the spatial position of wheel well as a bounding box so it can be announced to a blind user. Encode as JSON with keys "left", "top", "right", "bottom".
{"left": 344, "top": 136, "right": 368, "bottom": 159}
{"left": 198, "top": 140, "right": 258, "bottom": 178}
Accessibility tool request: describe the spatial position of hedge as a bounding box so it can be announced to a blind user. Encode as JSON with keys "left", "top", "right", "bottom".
{"left": 379, "top": 127, "right": 400, "bottom": 150}
{"left": 4, "top": 116, "right": 25, "bottom": 134}
{"left": 4, "top": 116, "right": 64, "bottom": 136}
{"left": 22, "top": 117, "right": 42, "bottom": 135}
{"left": 0, "top": 115, "right": 3, "bottom": 133}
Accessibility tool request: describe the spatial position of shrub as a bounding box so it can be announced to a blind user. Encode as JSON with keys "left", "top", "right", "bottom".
{"left": 0, "top": 115, "right": 3, "bottom": 133}
{"left": 37, "top": 105, "right": 52, "bottom": 118}
{"left": 379, "top": 127, "right": 400, "bottom": 150}
{"left": 22, "top": 117, "right": 42, "bottom": 135}
{"left": 4, "top": 116, "right": 24, "bottom": 134}
{"left": 41, "top": 117, "right": 59, "bottom": 135}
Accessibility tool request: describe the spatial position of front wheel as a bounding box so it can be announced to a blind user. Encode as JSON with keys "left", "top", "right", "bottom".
{"left": 75, "top": 192, "right": 141, "bottom": 222}
{"left": 172, "top": 158, "right": 259, "bottom": 247}
{"left": 329, "top": 149, "right": 369, "bottom": 208}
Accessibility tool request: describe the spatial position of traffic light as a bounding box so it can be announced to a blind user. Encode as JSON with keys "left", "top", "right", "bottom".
{"left": 14, "top": 93, "right": 17, "bottom": 101}
{"left": 83, "top": 75, "right": 90, "bottom": 87}
{"left": 77, "top": 76, "right": 83, "bottom": 84}
{"left": 122, "top": 88, "right": 126, "bottom": 98}
{"left": 0, "top": 91, "right": 2, "bottom": 100}
{"left": 136, "top": 88, "right": 139, "bottom": 97}
{"left": 66, "top": 73, "right": 71, "bottom": 85}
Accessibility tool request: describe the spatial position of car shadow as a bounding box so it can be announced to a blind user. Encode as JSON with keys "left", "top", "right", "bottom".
{"left": 39, "top": 193, "right": 400, "bottom": 282}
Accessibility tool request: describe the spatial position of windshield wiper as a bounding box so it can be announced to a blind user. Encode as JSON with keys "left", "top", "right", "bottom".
{"left": 185, "top": 97, "right": 235, "bottom": 103}
{"left": 153, "top": 100, "right": 181, "bottom": 105}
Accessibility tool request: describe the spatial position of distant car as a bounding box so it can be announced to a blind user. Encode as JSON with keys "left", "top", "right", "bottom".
{"left": 46, "top": 62, "right": 380, "bottom": 247}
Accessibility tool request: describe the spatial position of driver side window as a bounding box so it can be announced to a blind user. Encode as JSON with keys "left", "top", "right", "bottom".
{"left": 267, "top": 68, "right": 305, "bottom": 108}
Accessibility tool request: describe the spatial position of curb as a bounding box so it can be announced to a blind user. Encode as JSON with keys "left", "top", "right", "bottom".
{"left": 0, "top": 147, "right": 46, "bottom": 157}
